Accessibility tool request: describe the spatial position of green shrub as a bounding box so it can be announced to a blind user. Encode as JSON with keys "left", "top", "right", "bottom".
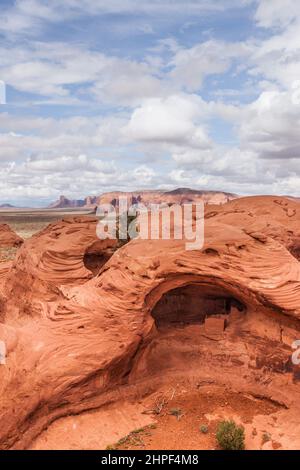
{"left": 200, "top": 425, "right": 209, "bottom": 434}
{"left": 216, "top": 420, "right": 245, "bottom": 450}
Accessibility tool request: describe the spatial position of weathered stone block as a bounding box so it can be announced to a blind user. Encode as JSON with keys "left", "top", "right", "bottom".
{"left": 204, "top": 317, "right": 225, "bottom": 336}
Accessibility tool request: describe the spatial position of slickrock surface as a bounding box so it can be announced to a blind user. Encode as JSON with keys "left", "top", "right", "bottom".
{"left": 1, "top": 216, "right": 118, "bottom": 322}
{"left": 0, "top": 223, "right": 23, "bottom": 248}
{"left": 0, "top": 196, "right": 300, "bottom": 449}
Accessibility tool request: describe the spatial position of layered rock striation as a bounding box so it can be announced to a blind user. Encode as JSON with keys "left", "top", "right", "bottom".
{"left": 0, "top": 196, "right": 299, "bottom": 449}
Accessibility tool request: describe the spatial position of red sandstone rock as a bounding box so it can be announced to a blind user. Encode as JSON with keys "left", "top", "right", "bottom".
{"left": 0, "top": 196, "right": 299, "bottom": 449}
{"left": 1, "top": 216, "right": 118, "bottom": 321}
{"left": 0, "top": 224, "right": 23, "bottom": 248}
{"left": 204, "top": 317, "right": 226, "bottom": 336}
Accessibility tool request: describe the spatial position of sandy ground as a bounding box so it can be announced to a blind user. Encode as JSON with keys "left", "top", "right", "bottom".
{"left": 29, "top": 403, "right": 155, "bottom": 450}
{"left": 0, "top": 209, "right": 94, "bottom": 239}
{"left": 29, "top": 383, "right": 298, "bottom": 451}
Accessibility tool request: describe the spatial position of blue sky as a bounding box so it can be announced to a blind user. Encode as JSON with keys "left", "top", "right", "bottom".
{"left": 0, "top": 0, "right": 300, "bottom": 205}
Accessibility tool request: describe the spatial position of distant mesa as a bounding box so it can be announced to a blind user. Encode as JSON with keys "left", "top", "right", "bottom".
{"left": 48, "top": 195, "right": 97, "bottom": 209}
{"left": 164, "top": 187, "right": 236, "bottom": 196}
{"left": 48, "top": 188, "right": 238, "bottom": 209}
{"left": 0, "top": 190, "right": 239, "bottom": 211}
{"left": 0, "top": 204, "right": 16, "bottom": 209}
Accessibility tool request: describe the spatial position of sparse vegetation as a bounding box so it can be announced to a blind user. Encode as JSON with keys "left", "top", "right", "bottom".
{"left": 151, "top": 394, "right": 168, "bottom": 415}
{"left": 262, "top": 432, "right": 271, "bottom": 445}
{"left": 131, "top": 427, "right": 147, "bottom": 435}
{"left": 169, "top": 408, "right": 183, "bottom": 420}
{"left": 107, "top": 424, "right": 157, "bottom": 450}
{"left": 216, "top": 420, "right": 245, "bottom": 450}
{"left": 116, "top": 213, "right": 137, "bottom": 246}
{"left": 200, "top": 424, "right": 209, "bottom": 434}
{"left": 105, "top": 444, "right": 117, "bottom": 450}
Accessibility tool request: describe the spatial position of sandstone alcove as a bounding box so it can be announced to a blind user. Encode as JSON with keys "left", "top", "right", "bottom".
{"left": 83, "top": 241, "right": 113, "bottom": 276}
{"left": 288, "top": 241, "right": 300, "bottom": 261}
{"left": 151, "top": 283, "right": 245, "bottom": 329}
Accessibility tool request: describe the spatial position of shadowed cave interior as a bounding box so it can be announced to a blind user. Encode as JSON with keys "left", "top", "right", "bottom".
{"left": 83, "top": 241, "right": 113, "bottom": 276}
{"left": 151, "top": 284, "right": 245, "bottom": 329}
{"left": 288, "top": 241, "right": 300, "bottom": 261}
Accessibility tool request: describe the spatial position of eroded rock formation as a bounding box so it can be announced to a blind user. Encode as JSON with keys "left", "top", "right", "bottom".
{"left": 0, "top": 224, "right": 23, "bottom": 248}
{"left": 0, "top": 196, "right": 300, "bottom": 449}
{"left": 1, "top": 216, "right": 118, "bottom": 322}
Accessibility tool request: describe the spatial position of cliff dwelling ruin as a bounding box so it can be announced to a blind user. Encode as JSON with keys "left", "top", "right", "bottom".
{"left": 151, "top": 283, "right": 245, "bottom": 329}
